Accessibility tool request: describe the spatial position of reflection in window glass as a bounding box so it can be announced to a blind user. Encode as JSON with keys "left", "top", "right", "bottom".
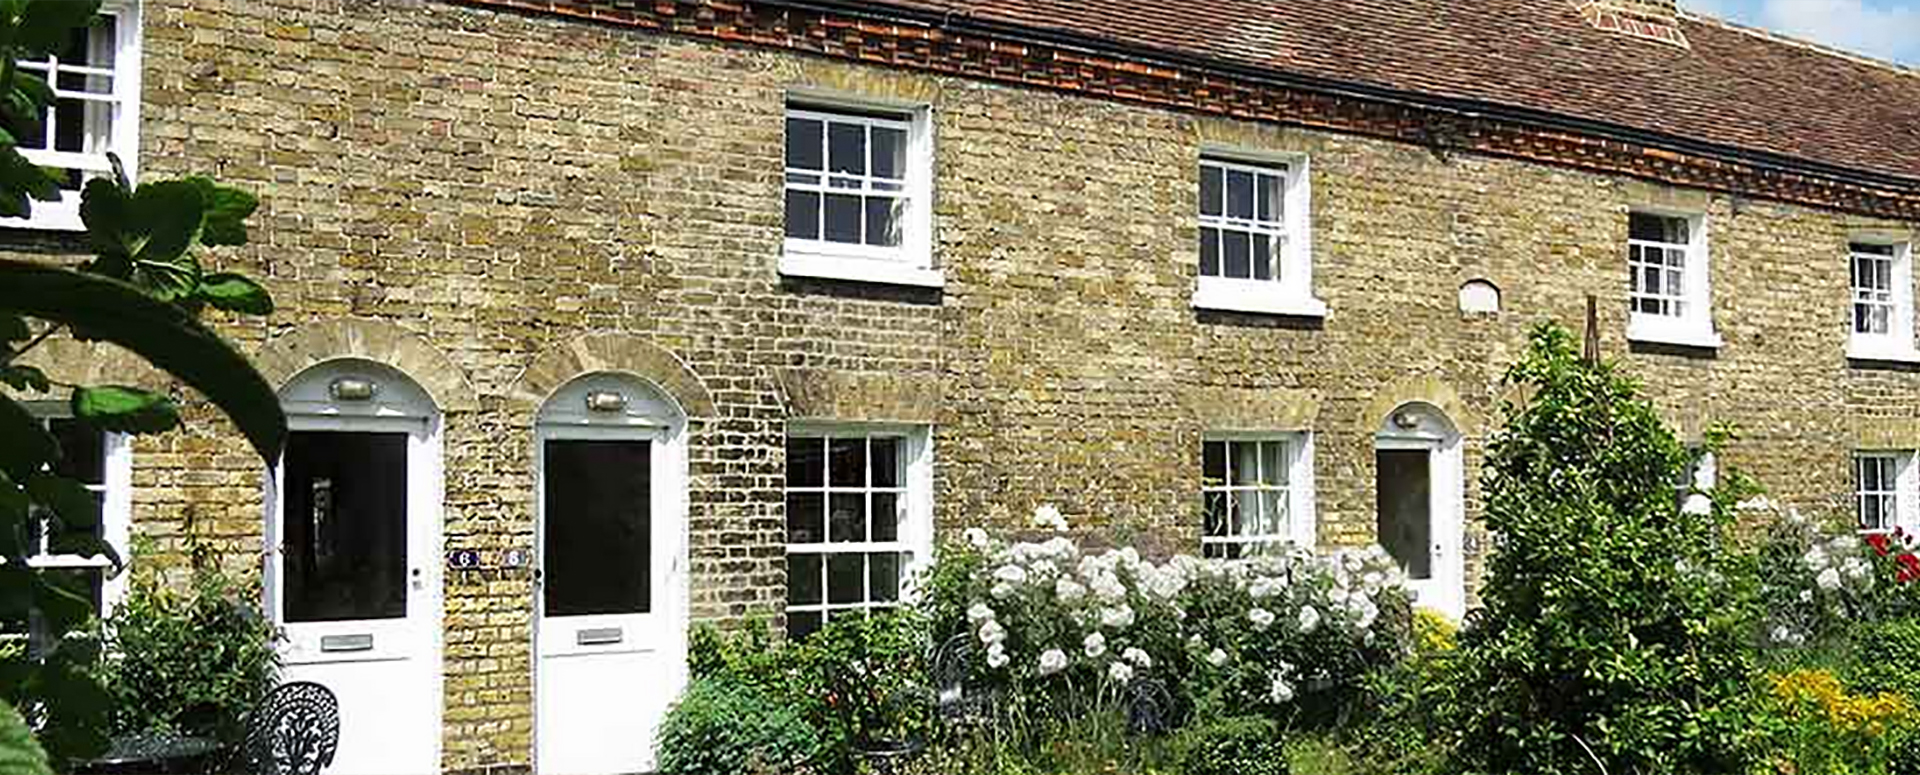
{"left": 283, "top": 431, "right": 408, "bottom": 623}
{"left": 1376, "top": 449, "right": 1432, "bottom": 580}
{"left": 1201, "top": 438, "right": 1297, "bottom": 559}
{"left": 784, "top": 432, "right": 915, "bottom": 640}
{"left": 544, "top": 439, "right": 652, "bottom": 617}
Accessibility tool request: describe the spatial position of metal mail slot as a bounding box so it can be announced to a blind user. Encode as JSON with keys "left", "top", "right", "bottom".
{"left": 577, "top": 627, "right": 624, "bottom": 646}
{"left": 320, "top": 634, "right": 375, "bottom": 653}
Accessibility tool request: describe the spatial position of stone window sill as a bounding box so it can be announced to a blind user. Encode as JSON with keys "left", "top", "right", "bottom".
{"left": 1627, "top": 316, "right": 1722, "bottom": 349}
{"left": 1192, "top": 279, "right": 1327, "bottom": 318}
{"left": 778, "top": 252, "right": 944, "bottom": 289}
{"left": 1848, "top": 339, "right": 1920, "bottom": 364}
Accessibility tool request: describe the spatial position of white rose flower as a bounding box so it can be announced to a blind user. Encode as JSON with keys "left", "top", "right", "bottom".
{"left": 1107, "top": 661, "right": 1134, "bottom": 684}
{"left": 1122, "top": 647, "right": 1153, "bottom": 669}
{"left": 1029, "top": 559, "right": 1058, "bottom": 578}
{"left": 1038, "top": 648, "right": 1069, "bottom": 676}
{"left": 1844, "top": 557, "right": 1871, "bottom": 580}
{"left": 1798, "top": 589, "right": 1813, "bottom": 603}
{"left": 1083, "top": 631, "right": 1108, "bottom": 659}
{"left": 1297, "top": 605, "right": 1321, "bottom": 634}
{"left": 1269, "top": 674, "right": 1295, "bottom": 704}
{"left": 963, "top": 527, "right": 990, "bottom": 549}
{"left": 991, "top": 582, "right": 1016, "bottom": 599}
{"left": 1817, "top": 567, "right": 1843, "bottom": 591}
{"left": 1206, "top": 648, "right": 1229, "bottom": 668}
{"left": 993, "top": 565, "right": 1029, "bottom": 585}
{"left": 1770, "top": 624, "right": 1794, "bottom": 644}
{"left": 986, "top": 642, "right": 1010, "bottom": 669}
{"left": 967, "top": 603, "right": 997, "bottom": 624}
{"left": 1248, "top": 607, "right": 1276, "bottom": 631}
{"left": 1353, "top": 597, "right": 1380, "bottom": 630}
{"left": 1055, "top": 577, "right": 1088, "bottom": 603}
{"left": 1031, "top": 504, "right": 1069, "bottom": 532}
{"left": 1100, "top": 604, "right": 1136, "bottom": 630}
{"left": 978, "top": 619, "right": 1006, "bottom": 646}
{"left": 1802, "top": 547, "right": 1830, "bottom": 571}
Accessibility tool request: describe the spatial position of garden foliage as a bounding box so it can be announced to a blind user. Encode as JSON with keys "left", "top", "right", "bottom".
{"left": 653, "top": 676, "right": 821, "bottom": 775}
{"left": 1175, "top": 716, "right": 1289, "bottom": 775}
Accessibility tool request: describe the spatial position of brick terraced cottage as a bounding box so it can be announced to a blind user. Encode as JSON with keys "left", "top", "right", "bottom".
{"left": 10, "top": 0, "right": 1920, "bottom": 771}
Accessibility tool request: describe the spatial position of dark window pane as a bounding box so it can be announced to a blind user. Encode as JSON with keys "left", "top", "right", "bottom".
{"left": 284, "top": 431, "right": 408, "bottom": 623}
{"left": 827, "top": 554, "right": 864, "bottom": 605}
{"left": 47, "top": 420, "right": 104, "bottom": 484}
{"left": 869, "top": 553, "right": 901, "bottom": 603}
{"left": 787, "top": 610, "right": 822, "bottom": 641}
{"left": 787, "top": 493, "right": 825, "bottom": 544}
{"left": 871, "top": 438, "right": 901, "bottom": 488}
{"left": 871, "top": 492, "right": 899, "bottom": 543}
{"left": 44, "top": 491, "right": 104, "bottom": 550}
{"left": 829, "top": 438, "right": 866, "bottom": 487}
{"left": 829, "top": 493, "right": 866, "bottom": 543}
{"left": 1200, "top": 165, "right": 1223, "bottom": 217}
{"left": 788, "top": 554, "right": 822, "bottom": 605}
{"left": 1257, "top": 172, "right": 1282, "bottom": 222}
{"left": 1230, "top": 442, "right": 1260, "bottom": 486}
{"left": 53, "top": 97, "right": 84, "bottom": 153}
{"left": 1252, "top": 234, "right": 1273, "bottom": 281}
{"left": 1629, "top": 213, "right": 1686, "bottom": 243}
{"left": 824, "top": 194, "right": 862, "bottom": 244}
{"left": 1203, "top": 441, "right": 1226, "bottom": 483}
{"left": 787, "top": 437, "right": 825, "bottom": 487}
{"left": 785, "top": 190, "right": 820, "bottom": 240}
{"left": 1200, "top": 228, "right": 1221, "bottom": 277}
{"left": 872, "top": 127, "right": 906, "bottom": 179}
{"left": 1229, "top": 490, "right": 1256, "bottom": 535}
{"left": 1203, "top": 491, "right": 1228, "bottom": 538}
{"left": 1226, "top": 169, "right": 1254, "bottom": 219}
{"left": 543, "top": 439, "right": 652, "bottom": 617}
{"left": 864, "top": 197, "right": 900, "bottom": 247}
{"left": 828, "top": 122, "right": 866, "bottom": 175}
{"left": 1223, "top": 231, "right": 1251, "bottom": 279}
{"left": 786, "top": 117, "right": 823, "bottom": 170}
{"left": 1376, "top": 449, "right": 1433, "bottom": 580}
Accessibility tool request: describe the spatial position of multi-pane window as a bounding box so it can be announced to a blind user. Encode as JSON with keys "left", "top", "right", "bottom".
{"left": 784, "top": 431, "right": 927, "bottom": 640}
{"left": 20, "top": 416, "right": 127, "bottom": 618}
{"left": 784, "top": 107, "right": 912, "bottom": 255}
{"left": 6, "top": 1, "right": 140, "bottom": 231}
{"left": 1853, "top": 243, "right": 1897, "bottom": 336}
{"left": 1628, "top": 213, "right": 1691, "bottom": 319}
{"left": 1201, "top": 437, "right": 1307, "bottom": 559}
{"left": 1199, "top": 159, "right": 1287, "bottom": 282}
{"left": 1857, "top": 453, "right": 1902, "bottom": 533}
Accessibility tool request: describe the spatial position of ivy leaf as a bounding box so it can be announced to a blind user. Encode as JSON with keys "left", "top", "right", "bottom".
{"left": 14, "top": 0, "right": 99, "bottom": 57}
{"left": 25, "top": 473, "right": 96, "bottom": 531}
{"left": 0, "top": 394, "right": 54, "bottom": 481}
{"left": 186, "top": 177, "right": 257, "bottom": 247}
{"left": 0, "top": 364, "right": 48, "bottom": 393}
{"left": 0, "top": 698, "right": 52, "bottom": 775}
{"left": 0, "top": 260, "right": 286, "bottom": 460}
{"left": 197, "top": 272, "right": 273, "bottom": 315}
{"left": 70, "top": 385, "right": 178, "bottom": 435}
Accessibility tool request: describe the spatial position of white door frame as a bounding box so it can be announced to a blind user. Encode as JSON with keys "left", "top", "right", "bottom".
{"left": 1375, "top": 403, "right": 1466, "bottom": 620}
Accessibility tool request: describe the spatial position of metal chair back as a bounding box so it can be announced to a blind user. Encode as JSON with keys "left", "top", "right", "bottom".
{"left": 243, "top": 681, "right": 340, "bottom": 775}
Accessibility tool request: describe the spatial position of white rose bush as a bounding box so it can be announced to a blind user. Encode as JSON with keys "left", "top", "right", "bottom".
{"left": 921, "top": 505, "right": 1413, "bottom": 733}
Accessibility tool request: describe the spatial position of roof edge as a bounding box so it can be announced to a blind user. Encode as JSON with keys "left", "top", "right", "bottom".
{"left": 1679, "top": 9, "right": 1919, "bottom": 79}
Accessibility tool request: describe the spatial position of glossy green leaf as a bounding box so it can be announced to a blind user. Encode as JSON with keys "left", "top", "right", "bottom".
{"left": 186, "top": 177, "right": 257, "bottom": 247}
{"left": 0, "top": 261, "right": 285, "bottom": 460}
{"left": 0, "top": 394, "right": 53, "bottom": 480}
{"left": 0, "top": 698, "right": 52, "bottom": 775}
{"left": 197, "top": 272, "right": 273, "bottom": 315}
{"left": 0, "top": 71, "right": 52, "bottom": 143}
{"left": 0, "top": 313, "right": 25, "bottom": 342}
{"left": 70, "top": 385, "right": 177, "bottom": 435}
{"left": 78, "top": 176, "right": 130, "bottom": 269}
{"left": 44, "top": 532, "right": 115, "bottom": 570}
{"left": 14, "top": 0, "right": 99, "bottom": 57}
{"left": 128, "top": 180, "right": 204, "bottom": 266}
{"left": 0, "top": 149, "right": 54, "bottom": 219}
{"left": 0, "top": 364, "right": 49, "bottom": 393}
{"left": 24, "top": 473, "right": 94, "bottom": 530}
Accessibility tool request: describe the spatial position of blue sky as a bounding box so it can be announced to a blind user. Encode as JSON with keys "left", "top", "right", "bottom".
{"left": 1686, "top": 0, "right": 1920, "bottom": 64}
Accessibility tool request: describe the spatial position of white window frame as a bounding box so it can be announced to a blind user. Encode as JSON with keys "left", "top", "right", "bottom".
{"left": 778, "top": 97, "right": 939, "bottom": 288}
{"left": 1200, "top": 432, "right": 1317, "bottom": 556}
{"left": 19, "top": 405, "right": 134, "bottom": 618}
{"left": 1847, "top": 240, "right": 1918, "bottom": 362}
{"left": 782, "top": 423, "right": 934, "bottom": 637}
{"left": 1626, "top": 210, "right": 1721, "bottom": 349}
{"left": 1855, "top": 451, "right": 1917, "bottom": 534}
{"left": 1192, "top": 151, "right": 1324, "bottom": 318}
{"left": 1, "top": 0, "right": 141, "bottom": 232}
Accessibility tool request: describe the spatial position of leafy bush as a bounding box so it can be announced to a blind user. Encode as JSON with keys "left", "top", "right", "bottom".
{"left": 1439, "top": 324, "right": 1760, "bottom": 775}
{"left": 96, "top": 560, "right": 279, "bottom": 744}
{"left": 1848, "top": 618, "right": 1920, "bottom": 699}
{"left": 1177, "top": 716, "right": 1289, "bottom": 775}
{"left": 654, "top": 676, "right": 820, "bottom": 775}
{"left": 1757, "top": 668, "right": 1914, "bottom": 775}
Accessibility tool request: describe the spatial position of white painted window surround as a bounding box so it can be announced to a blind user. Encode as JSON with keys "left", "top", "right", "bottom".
{"left": 19, "top": 407, "right": 133, "bottom": 618}
{"left": 1848, "top": 241, "right": 1919, "bottom": 362}
{"left": 780, "top": 98, "right": 940, "bottom": 288}
{"left": 1193, "top": 153, "right": 1325, "bottom": 317}
{"left": 783, "top": 424, "right": 934, "bottom": 640}
{"left": 1200, "top": 433, "right": 1316, "bottom": 557}
{"left": 1856, "top": 451, "right": 1917, "bottom": 534}
{"left": 1626, "top": 210, "right": 1721, "bottom": 349}
{"left": 0, "top": 0, "right": 141, "bottom": 232}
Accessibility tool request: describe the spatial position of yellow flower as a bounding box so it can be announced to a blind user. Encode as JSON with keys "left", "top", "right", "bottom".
{"left": 1769, "top": 669, "right": 1913, "bottom": 737}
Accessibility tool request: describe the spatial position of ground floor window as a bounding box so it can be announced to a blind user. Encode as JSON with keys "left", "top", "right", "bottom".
{"left": 784, "top": 426, "right": 931, "bottom": 640}
{"left": 23, "top": 410, "right": 130, "bottom": 615}
{"left": 1201, "top": 434, "right": 1313, "bottom": 559}
{"left": 1856, "top": 452, "right": 1914, "bottom": 534}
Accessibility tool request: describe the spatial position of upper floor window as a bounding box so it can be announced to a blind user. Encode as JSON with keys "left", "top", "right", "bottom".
{"left": 1192, "top": 155, "right": 1324, "bottom": 317}
{"left": 1856, "top": 452, "right": 1913, "bottom": 534}
{"left": 2, "top": 1, "right": 141, "bottom": 232}
{"left": 780, "top": 103, "right": 938, "bottom": 288}
{"left": 1849, "top": 241, "right": 1917, "bottom": 361}
{"left": 784, "top": 427, "right": 932, "bottom": 640}
{"left": 1200, "top": 435, "right": 1315, "bottom": 558}
{"left": 1626, "top": 211, "right": 1719, "bottom": 348}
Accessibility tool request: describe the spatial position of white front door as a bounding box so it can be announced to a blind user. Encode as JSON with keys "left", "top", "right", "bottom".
{"left": 1375, "top": 423, "right": 1466, "bottom": 619}
{"left": 535, "top": 425, "right": 683, "bottom": 775}
{"left": 269, "top": 416, "right": 443, "bottom": 775}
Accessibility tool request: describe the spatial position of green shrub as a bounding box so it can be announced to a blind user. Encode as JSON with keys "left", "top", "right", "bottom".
{"left": 1850, "top": 618, "right": 1920, "bottom": 698}
{"left": 96, "top": 562, "right": 279, "bottom": 744}
{"left": 1178, "top": 716, "right": 1289, "bottom": 775}
{"left": 1439, "top": 323, "right": 1760, "bottom": 775}
{"left": 655, "top": 676, "right": 820, "bottom": 775}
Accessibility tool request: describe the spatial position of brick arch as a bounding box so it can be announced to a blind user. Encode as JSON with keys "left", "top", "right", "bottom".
{"left": 1363, "top": 376, "right": 1482, "bottom": 438}
{"left": 12, "top": 339, "right": 164, "bottom": 394}
{"left": 506, "top": 334, "right": 714, "bottom": 420}
{"left": 254, "top": 319, "right": 480, "bottom": 412}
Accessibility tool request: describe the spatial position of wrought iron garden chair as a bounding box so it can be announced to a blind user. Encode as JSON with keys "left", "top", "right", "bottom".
{"left": 241, "top": 681, "right": 340, "bottom": 775}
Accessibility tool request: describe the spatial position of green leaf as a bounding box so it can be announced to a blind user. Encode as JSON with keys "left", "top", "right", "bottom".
{"left": 78, "top": 176, "right": 131, "bottom": 268}
{"left": 185, "top": 177, "right": 257, "bottom": 247}
{"left": 0, "top": 698, "right": 52, "bottom": 775}
{"left": 0, "top": 364, "right": 49, "bottom": 393}
{"left": 196, "top": 272, "right": 273, "bottom": 315}
{"left": 0, "top": 148, "right": 53, "bottom": 219}
{"left": 0, "top": 71, "right": 52, "bottom": 144}
{"left": 15, "top": 0, "right": 99, "bottom": 57}
{"left": 128, "top": 180, "right": 205, "bottom": 265}
{"left": 43, "top": 532, "right": 115, "bottom": 570}
{"left": 70, "top": 385, "right": 178, "bottom": 435}
{"left": 0, "top": 394, "right": 53, "bottom": 481}
{"left": 0, "top": 261, "right": 285, "bottom": 460}
{"left": 24, "top": 473, "right": 95, "bottom": 531}
{"left": 0, "top": 313, "right": 25, "bottom": 342}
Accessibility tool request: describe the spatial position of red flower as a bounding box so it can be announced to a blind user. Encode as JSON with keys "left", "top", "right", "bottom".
{"left": 1869, "top": 533, "right": 1893, "bottom": 556}
{"left": 1900, "top": 566, "right": 1918, "bottom": 584}
{"left": 1899, "top": 553, "right": 1920, "bottom": 571}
